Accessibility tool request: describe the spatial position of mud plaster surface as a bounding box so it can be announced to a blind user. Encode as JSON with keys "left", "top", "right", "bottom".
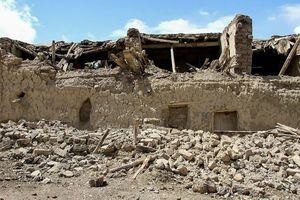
{"left": 1, "top": 61, "right": 299, "bottom": 131}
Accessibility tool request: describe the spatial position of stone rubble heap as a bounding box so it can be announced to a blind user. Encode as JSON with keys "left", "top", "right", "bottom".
{"left": 0, "top": 119, "right": 300, "bottom": 197}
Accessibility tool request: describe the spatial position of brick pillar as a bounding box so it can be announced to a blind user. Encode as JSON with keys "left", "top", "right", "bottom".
{"left": 220, "top": 15, "right": 253, "bottom": 74}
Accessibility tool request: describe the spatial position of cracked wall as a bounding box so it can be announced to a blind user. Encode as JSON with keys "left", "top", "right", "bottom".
{"left": 1, "top": 57, "right": 299, "bottom": 131}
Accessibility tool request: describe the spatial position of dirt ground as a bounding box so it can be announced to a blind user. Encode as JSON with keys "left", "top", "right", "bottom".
{"left": 0, "top": 174, "right": 209, "bottom": 200}
{"left": 1, "top": 177, "right": 299, "bottom": 200}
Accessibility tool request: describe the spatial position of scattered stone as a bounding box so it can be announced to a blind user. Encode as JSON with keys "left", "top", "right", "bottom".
{"left": 155, "top": 158, "right": 168, "bottom": 170}
{"left": 292, "top": 155, "right": 300, "bottom": 167}
{"left": 16, "top": 138, "right": 31, "bottom": 146}
{"left": 33, "top": 148, "right": 52, "bottom": 156}
{"left": 208, "top": 160, "right": 217, "bottom": 170}
{"left": 177, "top": 165, "right": 188, "bottom": 176}
{"left": 53, "top": 147, "right": 67, "bottom": 157}
{"left": 294, "top": 173, "right": 300, "bottom": 181}
{"left": 31, "top": 170, "right": 41, "bottom": 178}
{"left": 178, "top": 149, "right": 194, "bottom": 161}
{"left": 192, "top": 182, "right": 207, "bottom": 194}
{"left": 121, "top": 143, "right": 135, "bottom": 152}
{"left": 192, "top": 181, "right": 216, "bottom": 194}
{"left": 233, "top": 173, "right": 244, "bottom": 182}
{"left": 219, "top": 152, "right": 231, "bottom": 162}
{"left": 41, "top": 177, "right": 51, "bottom": 184}
{"left": 207, "top": 181, "right": 217, "bottom": 193}
{"left": 286, "top": 168, "right": 300, "bottom": 176}
{"left": 48, "top": 162, "right": 62, "bottom": 173}
{"left": 0, "top": 119, "right": 299, "bottom": 198}
{"left": 101, "top": 144, "right": 117, "bottom": 155}
{"left": 61, "top": 170, "right": 74, "bottom": 178}
{"left": 89, "top": 176, "right": 107, "bottom": 187}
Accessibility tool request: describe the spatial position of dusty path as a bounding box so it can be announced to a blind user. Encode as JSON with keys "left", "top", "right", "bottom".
{"left": 0, "top": 175, "right": 207, "bottom": 200}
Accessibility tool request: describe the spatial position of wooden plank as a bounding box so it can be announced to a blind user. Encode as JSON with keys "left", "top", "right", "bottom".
{"left": 279, "top": 37, "right": 300, "bottom": 75}
{"left": 200, "top": 58, "right": 210, "bottom": 69}
{"left": 142, "top": 41, "right": 219, "bottom": 49}
{"left": 110, "top": 53, "right": 127, "bottom": 69}
{"left": 132, "top": 156, "right": 151, "bottom": 180}
{"left": 14, "top": 44, "right": 37, "bottom": 57}
{"left": 142, "top": 36, "right": 179, "bottom": 44}
{"left": 93, "top": 129, "right": 110, "bottom": 154}
{"left": 109, "top": 155, "right": 158, "bottom": 173}
{"left": 52, "top": 40, "right": 56, "bottom": 65}
{"left": 170, "top": 45, "right": 176, "bottom": 73}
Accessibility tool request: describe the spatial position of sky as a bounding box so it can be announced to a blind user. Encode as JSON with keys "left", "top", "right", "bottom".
{"left": 1, "top": 0, "right": 300, "bottom": 44}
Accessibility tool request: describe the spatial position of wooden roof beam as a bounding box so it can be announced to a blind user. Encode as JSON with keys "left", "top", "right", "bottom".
{"left": 142, "top": 41, "right": 220, "bottom": 49}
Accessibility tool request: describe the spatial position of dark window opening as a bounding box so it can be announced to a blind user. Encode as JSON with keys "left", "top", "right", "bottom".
{"left": 168, "top": 105, "right": 188, "bottom": 130}
{"left": 145, "top": 46, "right": 221, "bottom": 73}
{"left": 79, "top": 99, "right": 92, "bottom": 123}
{"left": 213, "top": 111, "right": 237, "bottom": 131}
{"left": 145, "top": 48, "right": 172, "bottom": 71}
{"left": 252, "top": 48, "right": 287, "bottom": 75}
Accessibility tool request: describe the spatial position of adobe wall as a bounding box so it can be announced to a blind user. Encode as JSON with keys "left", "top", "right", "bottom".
{"left": 288, "top": 46, "right": 300, "bottom": 76}
{"left": 1, "top": 57, "right": 299, "bottom": 131}
{"left": 220, "top": 15, "right": 253, "bottom": 74}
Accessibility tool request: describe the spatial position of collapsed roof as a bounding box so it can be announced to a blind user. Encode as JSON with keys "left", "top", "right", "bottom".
{"left": 0, "top": 14, "right": 299, "bottom": 76}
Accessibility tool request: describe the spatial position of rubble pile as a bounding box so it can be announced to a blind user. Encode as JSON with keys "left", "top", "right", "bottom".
{"left": 0, "top": 120, "right": 300, "bottom": 197}
{"left": 253, "top": 35, "right": 299, "bottom": 55}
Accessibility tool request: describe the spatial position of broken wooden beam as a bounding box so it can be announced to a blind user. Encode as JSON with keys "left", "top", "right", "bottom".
{"left": 142, "top": 41, "right": 219, "bottom": 49}
{"left": 279, "top": 36, "right": 300, "bottom": 75}
{"left": 57, "top": 43, "right": 78, "bottom": 71}
{"left": 93, "top": 129, "right": 111, "bottom": 154}
{"left": 186, "top": 63, "right": 198, "bottom": 72}
{"left": 132, "top": 156, "right": 151, "bottom": 180}
{"left": 110, "top": 53, "right": 127, "bottom": 69}
{"left": 142, "top": 36, "right": 179, "bottom": 44}
{"left": 200, "top": 58, "right": 210, "bottom": 69}
{"left": 51, "top": 40, "right": 56, "bottom": 65}
{"left": 170, "top": 45, "right": 176, "bottom": 73}
{"left": 14, "top": 43, "right": 37, "bottom": 57}
{"left": 109, "top": 155, "right": 158, "bottom": 173}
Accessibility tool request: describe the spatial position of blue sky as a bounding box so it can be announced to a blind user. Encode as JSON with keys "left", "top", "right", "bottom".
{"left": 1, "top": 0, "right": 300, "bottom": 44}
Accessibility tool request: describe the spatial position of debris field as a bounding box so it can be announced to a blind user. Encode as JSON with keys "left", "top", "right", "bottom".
{"left": 1, "top": 119, "right": 300, "bottom": 199}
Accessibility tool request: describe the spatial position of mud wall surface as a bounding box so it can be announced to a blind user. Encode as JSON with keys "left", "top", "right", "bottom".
{"left": 289, "top": 55, "right": 300, "bottom": 76}
{"left": 1, "top": 60, "right": 300, "bottom": 131}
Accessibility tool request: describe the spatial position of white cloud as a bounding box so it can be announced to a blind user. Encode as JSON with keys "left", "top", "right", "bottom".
{"left": 111, "top": 15, "right": 234, "bottom": 37}
{"left": 294, "top": 26, "right": 300, "bottom": 34}
{"left": 0, "top": 0, "right": 38, "bottom": 43}
{"left": 112, "top": 19, "right": 150, "bottom": 37}
{"left": 199, "top": 10, "right": 210, "bottom": 16}
{"left": 280, "top": 4, "right": 300, "bottom": 22}
{"left": 269, "top": 4, "right": 300, "bottom": 36}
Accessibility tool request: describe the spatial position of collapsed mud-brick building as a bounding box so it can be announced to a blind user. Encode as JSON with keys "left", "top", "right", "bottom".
{"left": 0, "top": 14, "right": 299, "bottom": 132}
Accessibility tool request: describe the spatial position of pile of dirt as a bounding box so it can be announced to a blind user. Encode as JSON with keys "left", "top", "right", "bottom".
{"left": 0, "top": 119, "right": 300, "bottom": 198}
